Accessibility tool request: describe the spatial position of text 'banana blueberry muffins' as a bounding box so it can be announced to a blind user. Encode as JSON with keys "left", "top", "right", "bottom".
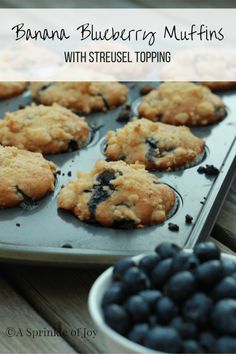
{"left": 0, "top": 103, "right": 89, "bottom": 154}
{"left": 58, "top": 160, "right": 175, "bottom": 228}
{"left": 30, "top": 82, "right": 128, "bottom": 114}
{"left": 0, "top": 82, "right": 28, "bottom": 100}
{"left": 0, "top": 146, "right": 56, "bottom": 208}
{"left": 138, "top": 82, "right": 226, "bottom": 126}
{"left": 104, "top": 118, "right": 205, "bottom": 171}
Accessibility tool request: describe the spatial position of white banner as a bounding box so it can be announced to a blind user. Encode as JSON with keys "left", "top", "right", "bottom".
{"left": 0, "top": 9, "right": 235, "bottom": 81}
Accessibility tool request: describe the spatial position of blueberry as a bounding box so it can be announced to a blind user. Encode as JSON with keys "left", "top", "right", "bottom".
{"left": 139, "top": 290, "right": 162, "bottom": 309}
{"left": 183, "top": 292, "right": 212, "bottom": 327}
{"left": 183, "top": 340, "right": 204, "bottom": 353}
{"left": 214, "top": 336, "right": 236, "bottom": 353}
{"left": 155, "top": 297, "right": 179, "bottom": 324}
{"left": 113, "top": 258, "right": 135, "bottom": 281}
{"left": 155, "top": 242, "right": 181, "bottom": 259}
{"left": 122, "top": 267, "right": 150, "bottom": 294}
{"left": 199, "top": 331, "right": 216, "bottom": 352}
{"left": 139, "top": 254, "right": 160, "bottom": 274}
{"left": 151, "top": 258, "right": 173, "bottom": 289}
{"left": 127, "top": 323, "right": 149, "bottom": 345}
{"left": 195, "top": 260, "right": 223, "bottom": 287}
{"left": 211, "top": 299, "right": 236, "bottom": 335}
{"left": 102, "top": 282, "right": 125, "bottom": 308}
{"left": 172, "top": 250, "right": 199, "bottom": 273}
{"left": 212, "top": 276, "right": 236, "bottom": 300}
{"left": 194, "top": 242, "right": 220, "bottom": 262}
{"left": 222, "top": 258, "right": 236, "bottom": 276}
{"left": 125, "top": 295, "right": 150, "bottom": 323}
{"left": 148, "top": 315, "right": 158, "bottom": 327}
{"left": 170, "top": 316, "right": 197, "bottom": 339}
{"left": 104, "top": 304, "right": 131, "bottom": 335}
{"left": 143, "top": 326, "right": 183, "bottom": 353}
{"left": 165, "top": 271, "right": 197, "bottom": 302}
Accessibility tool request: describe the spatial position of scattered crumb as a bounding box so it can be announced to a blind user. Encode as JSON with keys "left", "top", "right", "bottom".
{"left": 16, "top": 223, "right": 21, "bottom": 227}
{"left": 62, "top": 173, "right": 65, "bottom": 176}
{"left": 168, "top": 222, "right": 179, "bottom": 231}
{"left": 200, "top": 201, "right": 205, "bottom": 205}
{"left": 140, "top": 84, "right": 154, "bottom": 95}
{"left": 197, "top": 164, "right": 219, "bottom": 176}
{"left": 56, "top": 170, "right": 61, "bottom": 175}
{"left": 185, "top": 214, "right": 193, "bottom": 224}
{"left": 18, "top": 104, "right": 25, "bottom": 110}
{"left": 116, "top": 103, "right": 131, "bottom": 123}
{"left": 67, "top": 171, "right": 72, "bottom": 177}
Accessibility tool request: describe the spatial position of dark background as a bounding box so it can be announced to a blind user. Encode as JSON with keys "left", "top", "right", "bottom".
{"left": 0, "top": 0, "right": 235, "bottom": 8}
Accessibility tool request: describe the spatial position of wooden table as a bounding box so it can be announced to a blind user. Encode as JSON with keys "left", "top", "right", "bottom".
{"left": 0, "top": 176, "right": 235, "bottom": 353}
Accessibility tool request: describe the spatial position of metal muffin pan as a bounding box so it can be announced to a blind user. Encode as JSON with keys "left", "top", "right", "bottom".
{"left": 0, "top": 83, "right": 235, "bottom": 266}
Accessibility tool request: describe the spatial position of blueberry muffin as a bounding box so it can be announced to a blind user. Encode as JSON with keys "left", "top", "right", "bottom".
{"left": 0, "top": 103, "right": 89, "bottom": 154}
{"left": 30, "top": 82, "right": 128, "bottom": 114}
{"left": 58, "top": 160, "right": 175, "bottom": 228}
{"left": 138, "top": 82, "right": 226, "bottom": 125}
{"left": 0, "top": 146, "right": 56, "bottom": 208}
{"left": 104, "top": 118, "right": 205, "bottom": 171}
{"left": 0, "top": 82, "right": 28, "bottom": 100}
{"left": 201, "top": 82, "right": 236, "bottom": 90}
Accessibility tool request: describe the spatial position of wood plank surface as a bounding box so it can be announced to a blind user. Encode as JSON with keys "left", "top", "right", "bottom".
{"left": 0, "top": 275, "right": 76, "bottom": 354}
{"left": 212, "top": 176, "right": 236, "bottom": 251}
{"left": 2, "top": 266, "right": 105, "bottom": 353}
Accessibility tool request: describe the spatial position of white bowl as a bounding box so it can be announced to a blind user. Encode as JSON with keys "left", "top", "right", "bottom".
{"left": 88, "top": 252, "right": 235, "bottom": 354}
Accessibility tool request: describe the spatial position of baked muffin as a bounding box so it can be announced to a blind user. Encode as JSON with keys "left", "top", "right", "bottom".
{"left": 58, "top": 160, "right": 175, "bottom": 228}
{"left": 0, "top": 82, "right": 28, "bottom": 99}
{"left": 138, "top": 82, "right": 226, "bottom": 125}
{"left": 0, "top": 103, "right": 89, "bottom": 154}
{"left": 104, "top": 118, "right": 205, "bottom": 171}
{"left": 201, "top": 82, "right": 236, "bottom": 90}
{"left": 0, "top": 146, "right": 56, "bottom": 208}
{"left": 30, "top": 82, "right": 128, "bottom": 114}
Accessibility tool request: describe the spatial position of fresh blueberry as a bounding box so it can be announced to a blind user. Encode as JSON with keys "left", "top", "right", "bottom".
{"left": 113, "top": 258, "right": 135, "bottom": 281}
{"left": 155, "top": 242, "right": 181, "bottom": 259}
{"left": 212, "top": 276, "right": 236, "bottom": 300}
{"left": 222, "top": 258, "right": 236, "bottom": 276}
{"left": 139, "top": 290, "right": 162, "bottom": 309}
{"left": 172, "top": 250, "right": 199, "bottom": 273}
{"left": 127, "top": 323, "right": 149, "bottom": 345}
{"left": 102, "top": 282, "right": 125, "bottom": 308}
{"left": 183, "top": 292, "right": 212, "bottom": 327}
{"left": 195, "top": 260, "right": 223, "bottom": 288}
{"left": 199, "top": 331, "right": 216, "bottom": 352}
{"left": 151, "top": 258, "right": 174, "bottom": 289}
{"left": 122, "top": 267, "right": 150, "bottom": 294}
{"left": 211, "top": 299, "right": 236, "bottom": 335}
{"left": 170, "top": 316, "right": 197, "bottom": 339}
{"left": 125, "top": 295, "right": 150, "bottom": 323}
{"left": 183, "top": 340, "right": 204, "bottom": 353}
{"left": 155, "top": 296, "right": 179, "bottom": 324}
{"left": 139, "top": 254, "right": 160, "bottom": 274}
{"left": 104, "top": 304, "right": 131, "bottom": 335}
{"left": 214, "top": 336, "right": 236, "bottom": 353}
{"left": 148, "top": 315, "right": 158, "bottom": 327}
{"left": 143, "top": 326, "right": 183, "bottom": 353}
{"left": 231, "top": 272, "right": 236, "bottom": 281}
{"left": 165, "top": 271, "right": 197, "bottom": 302}
{"left": 194, "top": 242, "right": 220, "bottom": 262}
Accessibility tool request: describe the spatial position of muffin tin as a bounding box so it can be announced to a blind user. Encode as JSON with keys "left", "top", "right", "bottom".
{"left": 0, "top": 83, "right": 235, "bottom": 266}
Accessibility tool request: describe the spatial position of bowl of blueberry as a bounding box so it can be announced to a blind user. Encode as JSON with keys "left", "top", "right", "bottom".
{"left": 88, "top": 242, "right": 236, "bottom": 353}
